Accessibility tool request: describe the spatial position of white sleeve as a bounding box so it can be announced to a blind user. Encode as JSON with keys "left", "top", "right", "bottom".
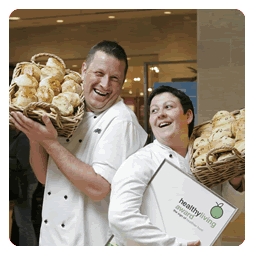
{"left": 92, "top": 120, "right": 147, "bottom": 184}
{"left": 108, "top": 155, "right": 190, "bottom": 246}
{"left": 220, "top": 176, "right": 245, "bottom": 221}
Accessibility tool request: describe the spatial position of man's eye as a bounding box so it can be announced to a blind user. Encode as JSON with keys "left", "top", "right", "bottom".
{"left": 111, "top": 77, "right": 119, "bottom": 82}
{"left": 166, "top": 105, "right": 172, "bottom": 109}
{"left": 95, "top": 71, "right": 104, "bottom": 76}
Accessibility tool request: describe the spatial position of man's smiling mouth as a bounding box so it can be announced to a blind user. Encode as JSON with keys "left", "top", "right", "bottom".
{"left": 94, "top": 89, "right": 108, "bottom": 96}
{"left": 159, "top": 122, "right": 171, "bottom": 128}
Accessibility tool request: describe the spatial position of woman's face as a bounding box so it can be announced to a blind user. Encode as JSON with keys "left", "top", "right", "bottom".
{"left": 149, "top": 92, "right": 192, "bottom": 146}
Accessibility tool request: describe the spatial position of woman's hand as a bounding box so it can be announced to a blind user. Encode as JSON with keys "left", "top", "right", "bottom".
{"left": 10, "top": 111, "right": 58, "bottom": 143}
{"left": 187, "top": 240, "right": 201, "bottom": 246}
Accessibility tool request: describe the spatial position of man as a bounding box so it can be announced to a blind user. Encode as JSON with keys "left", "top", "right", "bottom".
{"left": 10, "top": 40, "right": 148, "bottom": 246}
{"left": 108, "top": 86, "right": 244, "bottom": 246}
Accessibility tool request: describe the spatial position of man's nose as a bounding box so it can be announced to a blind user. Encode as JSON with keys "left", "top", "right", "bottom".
{"left": 100, "top": 75, "right": 110, "bottom": 89}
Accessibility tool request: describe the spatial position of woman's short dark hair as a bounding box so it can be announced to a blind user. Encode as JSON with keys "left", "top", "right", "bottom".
{"left": 85, "top": 40, "right": 128, "bottom": 80}
{"left": 147, "top": 85, "right": 195, "bottom": 138}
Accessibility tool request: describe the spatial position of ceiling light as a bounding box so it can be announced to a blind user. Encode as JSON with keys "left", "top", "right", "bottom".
{"left": 56, "top": 20, "right": 64, "bottom": 23}
{"left": 129, "top": 90, "right": 132, "bottom": 94}
{"left": 127, "top": 57, "right": 131, "bottom": 61}
{"left": 108, "top": 16, "right": 115, "bottom": 19}
{"left": 164, "top": 11, "right": 171, "bottom": 15}
{"left": 72, "top": 64, "right": 77, "bottom": 68}
{"left": 148, "top": 88, "right": 152, "bottom": 92}
{"left": 125, "top": 79, "right": 127, "bottom": 83}
{"left": 9, "top": 17, "right": 20, "bottom": 20}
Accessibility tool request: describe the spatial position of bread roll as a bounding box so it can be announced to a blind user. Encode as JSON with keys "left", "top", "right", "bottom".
{"left": 209, "top": 126, "right": 232, "bottom": 141}
{"left": 39, "top": 77, "right": 61, "bottom": 96}
{"left": 61, "top": 80, "right": 82, "bottom": 94}
{"left": 63, "top": 73, "right": 82, "bottom": 84}
{"left": 12, "top": 90, "right": 38, "bottom": 107}
{"left": 193, "top": 137, "right": 209, "bottom": 150}
{"left": 14, "top": 86, "right": 37, "bottom": 97}
{"left": 60, "top": 92, "right": 81, "bottom": 107}
{"left": 51, "top": 94, "right": 74, "bottom": 116}
{"left": 14, "top": 74, "right": 39, "bottom": 88}
{"left": 210, "top": 136, "right": 235, "bottom": 149}
{"left": 36, "top": 86, "right": 55, "bottom": 103}
{"left": 234, "top": 139, "right": 245, "bottom": 154}
{"left": 40, "top": 66, "right": 64, "bottom": 82}
{"left": 212, "top": 110, "right": 231, "bottom": 121}
{"left": 21, "top": 63, "right": 41, "bottom": 81}
{"left": 231, "top": 117, "right": 245, "bottom": 138}
{"left": 218, "top": 152, "right": 233, "bottom": 161}
{"left": 194, "top": 153, "right": 217, "bottom": 167}
{"left": 46, "top": 57, "right": 65, "bottom": 74}
{"left": 193, "top": 145, "right": 210, "bottom": 158}
{"left": 196, "top": 123, "right": 212, "bottom": 137}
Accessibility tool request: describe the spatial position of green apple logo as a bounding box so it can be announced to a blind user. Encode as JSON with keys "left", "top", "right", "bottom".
{"left": 210, "top": 202, "right": 224, "bottom": 219}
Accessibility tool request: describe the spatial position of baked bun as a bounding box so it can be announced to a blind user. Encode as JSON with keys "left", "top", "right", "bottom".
{"left": 39, "top": 77, "right": 61, "bottom": 96}
{"left": 14, "top": 74, "right": 39, "bottom": 88}
{"left": 46, "top": 57, "right": 65, "bottom": 74}
{"left": 12, "top": 88, "right": 38, "bottom": 107}
{"left": 51, "top": 94, "right": 74, "bottom": 116}
{"left": 60, "top": 92, "right": 81, "bottom": 107}
{"left": 231, "top": 117, "right": 245, "bottom": 139}
{"left": 61, "top": 80, "right": 82, "bottom": 94}
{"left": 193, "top": 145, "right": 210, "bottom": 158}
{"left": 193, "top": 137, "right": 209, "bottom": 150}
{"left": 40, "top": 66, "right": 64, "bottom": 82}
{"left": 209, "top": 126, "right": 232, "bottom": 141}
{"left": 20, "top": 63, "right": 41, "bottom": 81}
{"left": 196, "top": 123, "right": 212, "bottom": 138}
{"left": 218, "top": 152, "right": 234, "bottom": 161}
{"left": 63, "top": 73, "right": 82, "bottom": 84}
{"left": 14, "top": 86, "right": 37, "bottom": 97}
{"left": 36, "top": 86, "right": 55, "bottom": 103}
{"left": 194, "top": 153, "right": 217, "bottom": 167}
{"left": 210, "top": 136, "right": 235, "bottom": 149}
{"left": 234, "top": 139, "right": 245, "bottom": 154}
{"left": 212, "top": 110, "right": 231, "bottom": 121}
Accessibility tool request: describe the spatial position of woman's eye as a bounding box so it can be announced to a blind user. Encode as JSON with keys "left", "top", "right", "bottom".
{"left": 151, "top": 109, "right": 157, "bottom": 114}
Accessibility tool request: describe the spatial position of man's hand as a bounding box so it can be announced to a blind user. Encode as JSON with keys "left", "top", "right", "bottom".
{"left": 10, "top": 111, "right": 58, "bottom": 143}
{"left": 187, "top": 240, "right": 201, "bottom": 246}
{"left": 229, "top": 175, "right": 244, "bottom": 191}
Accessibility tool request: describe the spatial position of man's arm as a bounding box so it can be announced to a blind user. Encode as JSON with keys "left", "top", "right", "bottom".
{"left": 10, "top": 112, "right": 110, "bottom": 201}
{"left": 29, "top": 140, "right": 49, "bottom": 184}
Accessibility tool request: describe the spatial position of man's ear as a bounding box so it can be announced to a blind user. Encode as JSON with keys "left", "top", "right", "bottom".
{"left": 81, "top": 62, "right": 87, "bottom": 79}
{"left": 186, "top": 109, "right": 193, "bottom": 125}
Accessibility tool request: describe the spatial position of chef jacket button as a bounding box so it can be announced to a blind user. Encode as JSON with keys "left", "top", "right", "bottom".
{"left": 44, "top": 219, "right": 48, "bottom": 224}
{"left": 169, "top": 154, "right": 173, "bottom": 158}
{"left": 61, "top": 223, "right": 65, "bottom": 228}
{"left": 64, "top": 195, "right": 68, "bottom": 200}
{"left": 66, "top": 139, "right": 70, "bottom": 142}
{"left": 94, "top": 116, "right": 97, "bottom": 119}
{"left": 79, "top": 139, "right": 82, "bottom": 143}
{"left": 48, "top": 191, "right": 51, "bottom": 195}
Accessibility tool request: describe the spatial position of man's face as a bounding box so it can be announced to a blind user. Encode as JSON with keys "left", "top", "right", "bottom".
{"left": 149, "top": 92, "right": 192, "bottom": 146}
{"left": 81, "top": 51, "right": 126, "bottom": 113}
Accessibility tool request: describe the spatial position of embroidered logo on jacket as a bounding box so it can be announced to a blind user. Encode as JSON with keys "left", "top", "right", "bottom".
{"left": 93, "top": 128, "right": 102, "bottom": 134}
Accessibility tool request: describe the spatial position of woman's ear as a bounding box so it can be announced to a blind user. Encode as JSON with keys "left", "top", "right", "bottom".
{"left": 186, "top": 109, "right": 194, "bottom": 125}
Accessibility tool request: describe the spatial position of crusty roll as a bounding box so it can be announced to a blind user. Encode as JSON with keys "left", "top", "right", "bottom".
{"left": 51, "top": 94, "right": 74, "bottom": 116}
{"left": 193, "top": 137, "right": 209, "bottom": 150}
{"left": 231, "top": 117, "right": 245, "bottom": 138}
{"left": 193, "top": 145, "right": 210, "bottom": 158}
{"left": 40, "top": 66, "right": 64, "bottom": 83}
{"left": 196, "top": 123, "right": 212, "bottom": 138}
{"left": 36, "top": 86, "right": 55, "bottom": 103}
{"left": 234, "top": 139, "right": 245, "bottom": 154}
{"left": 63, "top": 73, "right": 82, "bottom": 84}
{"left": 39, "top": 77, "right": 61, "bottom": 96}
{"left": 210, "top": 136, "right": 235, "bottom": 149}
{"left": 12, "top": 89, "right": 38, "bottom": 107}
{"left": 14, "top": 74, "right": 39, "bottom": 88}
{"left": 218, "top": 152, "right": 234, "bottom": 161}
{"left": 212, "top": 110, "right": 235, "bottom": 130}
{"left": 14, "top": 86, "right": 37, "bottom": 98}
{"left": 46, "top": 57, "right": 65, "bottom": 74}
{"left": 194, "top": 153, "right": 217, "bottom": 167}
{"left": 20, "top": 63, "right": 41, "bottom": 82}
{"left": 61, "top": 80, "right": 82, "bottom": 94}
{"left": 60, "top": 92, "right": 81, "bottom": 108}
{"left": 209, "top": 126, "right": 232, "bottom": 141}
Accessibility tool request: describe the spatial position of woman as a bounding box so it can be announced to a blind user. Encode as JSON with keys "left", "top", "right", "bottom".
{"left": 108, "top": 85, "right": 244, "bottom": 246}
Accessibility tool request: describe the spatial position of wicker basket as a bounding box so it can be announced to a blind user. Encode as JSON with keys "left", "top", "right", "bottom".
{"left": 188, "top": 109, "right": 245, "bottom": 188}
{"left": 9, "top": 53, "right": 85, "bottom": 138}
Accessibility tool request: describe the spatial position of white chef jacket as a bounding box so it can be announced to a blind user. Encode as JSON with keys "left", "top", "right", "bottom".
{"left": 109, "top": 139, "right": 245, "bottom": 246}
{"left": 39, "top": 98, "right": 148, "bottom": 246}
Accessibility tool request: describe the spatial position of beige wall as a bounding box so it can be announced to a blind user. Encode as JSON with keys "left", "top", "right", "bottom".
{"left": 197, "top": 9, "right": 245, "bottom": 123}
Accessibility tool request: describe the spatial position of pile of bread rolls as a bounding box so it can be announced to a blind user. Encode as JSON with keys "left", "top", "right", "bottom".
{"left": 11, "top": 57, "right": 83, "bottom": 117}
{"left": 192, "top": 109, "right": 245, "bottom": 167}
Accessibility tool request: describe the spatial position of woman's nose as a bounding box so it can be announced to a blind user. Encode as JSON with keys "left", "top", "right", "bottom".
{"left": 157, "top": 109, "right": 166, "bottom": 118}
